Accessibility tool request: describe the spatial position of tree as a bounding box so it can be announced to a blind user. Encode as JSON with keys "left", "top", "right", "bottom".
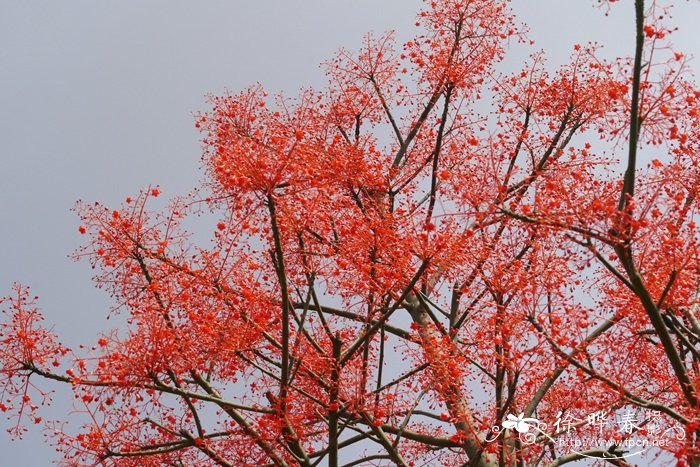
{"left": 2, "top": 0, "right": 700, "bottom": 465}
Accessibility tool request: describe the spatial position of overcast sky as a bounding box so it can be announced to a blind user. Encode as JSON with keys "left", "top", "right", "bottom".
{"left": 2, "top": 1, "right": 699, "bottom": 465}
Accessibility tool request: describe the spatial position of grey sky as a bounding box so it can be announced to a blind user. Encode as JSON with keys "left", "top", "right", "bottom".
{"left": 1, "top": 1, "right": 699, "bottom": 465}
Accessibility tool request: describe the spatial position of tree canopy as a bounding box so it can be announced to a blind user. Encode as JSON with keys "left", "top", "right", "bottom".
{"left": 2, "top": 0, "right": 700, "bottom": 465}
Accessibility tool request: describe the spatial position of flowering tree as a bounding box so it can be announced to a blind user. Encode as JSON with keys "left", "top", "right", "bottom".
{"left": 2, "top": 0, "right": 700, "bottom": 465}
